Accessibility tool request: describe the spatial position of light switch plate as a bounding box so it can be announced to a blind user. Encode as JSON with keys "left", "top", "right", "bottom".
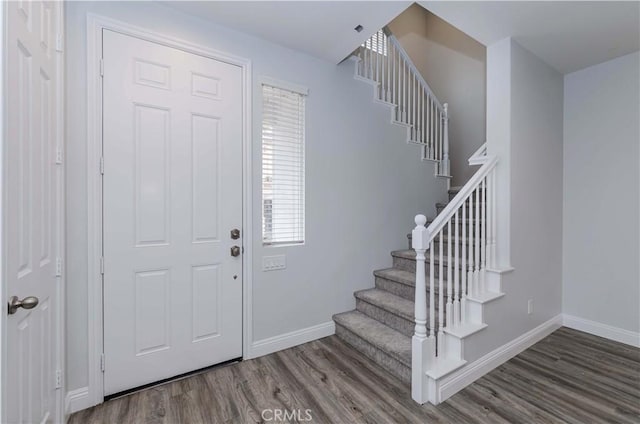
{"left": 263, "top": 255, "right": 286, "bottom": 271}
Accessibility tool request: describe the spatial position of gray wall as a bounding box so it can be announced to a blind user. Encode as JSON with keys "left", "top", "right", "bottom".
{"left": 466, "top": 38, "right": 564, "bottom": 362}
{"left": 563, "top": 51, "right": 640, "bottom": 332}
{"left": 387, "top": 4, "right": 486, "bottom": 187}
{"left": 65, "top": 2, "right": 447, "bottom": 392}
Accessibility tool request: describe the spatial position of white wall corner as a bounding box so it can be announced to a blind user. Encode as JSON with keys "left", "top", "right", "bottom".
{"left": 563, "top": 314, "right": 640, "bottom": 348}
{"left": 248, "top": 321, "right": 336, "bottom": 359}
{"left": 437, "top": 314, "right": 562, "bottom": 403}
{"left": 65, "top": 387, "right": 91, "bottom": 416}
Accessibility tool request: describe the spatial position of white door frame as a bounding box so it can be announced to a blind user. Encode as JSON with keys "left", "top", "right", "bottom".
{"left": 85, "top": 14, "right": 253, "bottom": 408}
{"left": 1, "top": 2, "right": 66, "bottom": 422}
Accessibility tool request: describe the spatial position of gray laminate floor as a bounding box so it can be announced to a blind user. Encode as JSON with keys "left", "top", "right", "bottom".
{"left": 69, "top": 327, "right": 640, "bottom": 424}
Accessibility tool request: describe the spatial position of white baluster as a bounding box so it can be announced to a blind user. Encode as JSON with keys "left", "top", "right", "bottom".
{"left": 402, "top": 57, "right": 406, "bottom": 121}
{"left": 443, "top": 103, "right": 450, "bottom": 176}
{"left": 461, "top": 198, "right": 467, "bottom": 322}
{"left": 425, "top": 97, "right": 430, "bottom": 157}
{"left": 491, "top": 170, "right": 497, "bottom": 269}
{"left": 446, "top": 220, "right": 453, "bottom": 328}
{"left": 481, "top": 178, "right": 487, "bottom": 292}
{"left": 429, "top": 239, "right": 435, "bottom": 341}
{"left": 375, "top": 31, "right": 379, "bottom": 83}
{"left": 420, "top": 87, "right": 424, "bottom": 144}
{"left": 468, "top": 192, "right": 475, "bottom": 296}
{"left": 397, "top": 54, "right": 402, "bottom": 120}
{"left": 379, "top": 33, "right": 384, "bottom": 99}
{"left": 454, "top": 209, "right": 460, "bottom": 326}
{"left": 366, "top": 37, "right": 373, "bottom": 79}
{"left": 438, "top": 228, "right": 444, "bottom": 354}
{"left": 437, "top": 103, "right": 440, "bottom": 161}
{"left": 486, "top": 170, "right": 492, "bottom": 271}
{"left": 413, "top": 74, "right": 418, "bottom": 141}
{"left": 433, "top": 103, "right": 437, "bottom": 161}
{"left": 392, "top": 43, "right": 396, "bottom": 111}
{"left": 386, "top": 35, "right": 391, "bottom": 102}
{"left": 411, "top": 215, "right": 434, "bottom": 403}
{"left": 474, "top": 186, "right": 481, "bottom": 292}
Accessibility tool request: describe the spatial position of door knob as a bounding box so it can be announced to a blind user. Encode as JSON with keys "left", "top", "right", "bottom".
{"left": 8, "top": 296, "right": 39, "bottom": 315}
{"left": 230, "top": 246, "right": 241, "bottom": 257}
{"left": 230, "top": 229, "right": 240, "bottom": 240}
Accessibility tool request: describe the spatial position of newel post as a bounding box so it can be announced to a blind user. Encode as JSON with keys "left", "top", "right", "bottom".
{"left": 443, "top": 103, "right": 450, "bottom": 177}
{"left": 411, "top": 215, "right": 433, "bottom": 403}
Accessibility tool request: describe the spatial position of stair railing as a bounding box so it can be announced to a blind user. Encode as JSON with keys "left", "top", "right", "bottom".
{"left": 355, "top": 28, "right": 450, "bottom": 177}
{"left": 411, "top": 143, "right": 497, "bottom": 402}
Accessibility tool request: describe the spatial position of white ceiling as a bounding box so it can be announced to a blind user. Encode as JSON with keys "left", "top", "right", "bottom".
{"left": 419, "top": 1, "right": 640, "bottom": 74}
{"left": 162, "top": 1, "right": 412, "bottom": 63}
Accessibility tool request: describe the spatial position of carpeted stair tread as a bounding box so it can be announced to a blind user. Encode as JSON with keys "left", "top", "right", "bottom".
{"left": 332, "top": 310, "right": 411, "bottom": 367}
{"left": 355, "top": 288, "right": 414, "bottom": 321}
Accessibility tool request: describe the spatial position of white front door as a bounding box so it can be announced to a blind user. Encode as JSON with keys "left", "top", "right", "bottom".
{"left": 3, "top": 1, "right": 63, "bottom": 423}
{"left": 102, "top": 30, "right": 243, "bottom": 395}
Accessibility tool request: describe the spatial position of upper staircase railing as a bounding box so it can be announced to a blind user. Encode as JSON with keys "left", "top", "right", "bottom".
{"left": 411, "top": 143, "right": 498, "bottom": 402}
{"left": 355, "top": 28, "right": 450, "bottom": 177}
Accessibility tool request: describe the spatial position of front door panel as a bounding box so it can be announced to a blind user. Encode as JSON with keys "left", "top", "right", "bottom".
{"left": 102, "top": 30, "right": 243, "bottom": 395}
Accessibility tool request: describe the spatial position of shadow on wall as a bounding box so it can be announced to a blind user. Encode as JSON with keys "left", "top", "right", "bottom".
{"left": 387, "top": 4, "right": 486, "bottom": 187}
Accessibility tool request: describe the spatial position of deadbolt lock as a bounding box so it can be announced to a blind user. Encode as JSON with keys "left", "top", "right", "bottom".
{"left": 230, "top": 246, "right": 241, "bottom": 257}
{"left": 230, "top": 228, "right": 240, "bottom": 240}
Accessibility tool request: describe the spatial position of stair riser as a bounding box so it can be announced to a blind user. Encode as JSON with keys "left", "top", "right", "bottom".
{"left": 375, "top": 276, "right": 415, "bottom": 301}
{"left": 393, "top": 256, "right": 466, "bottom": 276}
{"left": 356, "top": 299, "right": 414, "bottom": 338}
{"left": 374, "top": 275, "right": 442, "bottom": 301}
{"left": 334, "top": 324, "right": 410, "bottom": 386}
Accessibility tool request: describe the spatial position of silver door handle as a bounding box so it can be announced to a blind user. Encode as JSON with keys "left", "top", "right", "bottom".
{"left": 8, "top": 296, "right": 39, "bottom": 315}
{"left": 230, "top": 246, "right": 241, "bottom": 257}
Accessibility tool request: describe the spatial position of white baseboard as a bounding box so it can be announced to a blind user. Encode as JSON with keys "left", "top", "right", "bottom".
{"left": 249, "top": 321, "right": 335, "bottom": 359}
{"left": 65, "top": 386, "right": 91, "bottom": 416}
{"left": 563, "top": 314, "right": 640, "bottom": 348}
{"left": 437, "top": 314, "right": 563, "bottom": 403}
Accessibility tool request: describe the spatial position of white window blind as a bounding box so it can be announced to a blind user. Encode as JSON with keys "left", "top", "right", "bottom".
{"left": 362, "top": 29, "right": 387, "bottom": 56}
{"left": 262, "top": 83, "right": 306, "bottom": 245}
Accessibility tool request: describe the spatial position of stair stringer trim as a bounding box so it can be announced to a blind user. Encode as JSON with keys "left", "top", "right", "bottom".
{"left": 433, "top": 314, "right": 563, "bottom": 404}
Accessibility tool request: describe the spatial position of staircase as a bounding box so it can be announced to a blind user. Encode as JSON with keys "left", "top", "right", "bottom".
{"left": 334, "top": 28, "right": 507, "bottom": 405}
{"left": 351, "top": 28, "right": 452, "bottom": 182}
{"left": 333, "top": 187, "right": 476, "bottom": 385}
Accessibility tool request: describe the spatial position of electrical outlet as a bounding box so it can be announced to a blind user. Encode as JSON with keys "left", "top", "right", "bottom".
{"left": 263, "top": 255, "right": 286, "bottom": 271}
{"left": 527, "top": 299, "right": 534, "bottom": 315}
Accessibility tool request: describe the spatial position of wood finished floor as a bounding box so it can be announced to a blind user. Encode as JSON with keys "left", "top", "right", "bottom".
{"left": 69, "top": 327, "right": 640, "bottom": 424}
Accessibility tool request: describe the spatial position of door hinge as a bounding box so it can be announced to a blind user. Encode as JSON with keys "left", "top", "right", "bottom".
{"left": 100, "top": 257, "right": 104, "bottom": 275}
{"left": 55, "top": 257, "right": 63, "bottom": 277}
{"left": 55, "top": 33, "right": 63, "bottom": 52}
{"left": 100, "top": 354, "right": 105, "bottom": 372}
{"left": 55, "top": 370, "right": 62, "bottom": 389}
{"left": 99, "top": 59, "right": 104, "bottom": 77}
{"left": 99, "top": 157, "right": 104, "bottom": 175}
{"left": 55, "top": 146, "right": 63, "bottom": 165}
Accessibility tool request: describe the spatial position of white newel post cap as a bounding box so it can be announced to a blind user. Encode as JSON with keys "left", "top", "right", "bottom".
{"left": 412, "top": 214, "right": 429, "bottom": 250}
